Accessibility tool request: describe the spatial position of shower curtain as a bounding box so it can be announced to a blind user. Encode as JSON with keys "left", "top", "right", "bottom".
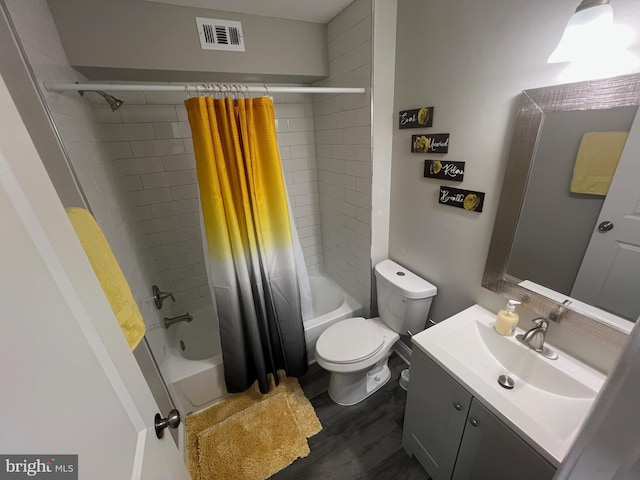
{"left": 185, "top": 96, "right": 308, "bottom": 394}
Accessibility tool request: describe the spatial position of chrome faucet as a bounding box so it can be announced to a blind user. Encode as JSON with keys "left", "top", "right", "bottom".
{"left": 516, "top": 317, "right": 558, "bottom": 360}
{"left": 164, "top": 313, "right": 193, "bottom": 328}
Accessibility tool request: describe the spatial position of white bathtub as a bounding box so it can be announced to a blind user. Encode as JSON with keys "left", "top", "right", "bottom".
{"left": 163, "top": 273, "right": 363, "bottom": 414}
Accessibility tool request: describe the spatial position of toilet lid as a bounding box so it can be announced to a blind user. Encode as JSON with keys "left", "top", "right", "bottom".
{"left": 316, "top": 317, "right": 384, "bottom": 364}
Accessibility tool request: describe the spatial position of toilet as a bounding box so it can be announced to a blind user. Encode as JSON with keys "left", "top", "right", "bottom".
{"left": 315, "top": 259, "right": 437, "bottom": 405}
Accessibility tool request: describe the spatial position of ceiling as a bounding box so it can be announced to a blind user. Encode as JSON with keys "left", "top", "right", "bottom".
{"left": 142, "top": 0, "right": 355, "bottom": 23}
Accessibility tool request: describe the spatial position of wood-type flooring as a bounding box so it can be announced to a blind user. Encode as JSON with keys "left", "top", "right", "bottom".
{"left": 271, "top": 354, "right": 431, "bottom": 480}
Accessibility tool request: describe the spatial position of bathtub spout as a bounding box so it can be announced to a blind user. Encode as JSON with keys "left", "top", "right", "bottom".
{"left": 164, "top": 313, "right": 193, "bottom": 328}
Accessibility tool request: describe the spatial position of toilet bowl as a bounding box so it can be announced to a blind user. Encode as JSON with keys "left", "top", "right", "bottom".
{"left": 316, "top": 317, "right": 399, "bottom": 405}
{"left": 315, "top": 260, "right": 437, "bottom": 406}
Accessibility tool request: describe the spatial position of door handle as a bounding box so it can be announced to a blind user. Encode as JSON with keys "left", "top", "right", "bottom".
{"left": 155, "top": 409, "right": 181, "bottom": 439}
{"left": 598, "top": 221, "right": 614, "bottom": 232}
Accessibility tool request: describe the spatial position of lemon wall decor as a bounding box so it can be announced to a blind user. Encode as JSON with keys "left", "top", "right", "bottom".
{"left": 439, "top": 186, "right": 485, "bottom": 213}
{"left": 411, "top": 134, "right": 449, "bottom": 153}
{"left": 424, "top": 160, "right": 465, "bottom": 181}
{"left": 399, "top": 106, "right": 434, "bottom": 128}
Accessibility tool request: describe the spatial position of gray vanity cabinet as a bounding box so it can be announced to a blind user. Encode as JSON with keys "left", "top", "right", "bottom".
{"left": 402, "top": 348, "right": 472, "bottom": 479}
{"left": 403, "top": 349, "right": 556, "bottom": 480}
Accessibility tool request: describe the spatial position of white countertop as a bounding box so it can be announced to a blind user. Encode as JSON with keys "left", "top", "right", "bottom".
{"left": 412, "top": 304, "right": 606, "bottom": 467}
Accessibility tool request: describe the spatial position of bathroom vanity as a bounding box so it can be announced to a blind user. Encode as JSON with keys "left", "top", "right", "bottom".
{"left": 402, "top": 305, "right": 605, "bottom": 480}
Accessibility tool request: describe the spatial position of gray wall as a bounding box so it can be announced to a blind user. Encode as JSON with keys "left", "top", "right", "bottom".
{"left": 508, "top": 107, "right": 637, "bottom": 295}
{"left": 47, "top": 0, "right": 328, "bottom": 83}
{"left": 390, "top": 0, "right": 640, "bottom": 371}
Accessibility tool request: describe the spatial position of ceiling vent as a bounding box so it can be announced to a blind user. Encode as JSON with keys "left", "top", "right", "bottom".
{"left": 195, "top": 17, "right": 245, "bottom": 52}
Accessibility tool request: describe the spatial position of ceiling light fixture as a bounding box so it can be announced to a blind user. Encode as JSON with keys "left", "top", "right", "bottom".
{"left": 548, "top": 0, "right": 618, "bottom": 63}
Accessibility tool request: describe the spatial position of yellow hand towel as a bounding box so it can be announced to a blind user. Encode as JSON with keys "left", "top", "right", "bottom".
{"left": 570, "top": 131, "right": 629, "bottom": 196}
{"left": 66, "top": 207, "right": 146, "bottom": 350}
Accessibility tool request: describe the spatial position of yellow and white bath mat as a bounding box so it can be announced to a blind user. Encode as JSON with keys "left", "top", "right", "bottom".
{"left": 186, "top": 376, "right": 322, "bottom": 480}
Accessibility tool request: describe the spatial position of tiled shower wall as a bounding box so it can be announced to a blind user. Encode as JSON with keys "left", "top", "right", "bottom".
{"left": 95, "top": 91, "right": 323, "bottom": 315}
{"left": 313, "top": 0, "right": 373, "bottom": 314}
{"left": 4, "top": 0, "right": 174, "bottom": 368}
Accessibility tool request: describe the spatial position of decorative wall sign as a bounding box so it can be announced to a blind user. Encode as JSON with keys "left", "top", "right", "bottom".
{"left": 439, "top": 186, "right": 485, "bottom": 212}
{"left": 412, "top": 134, "right": 449, "bottom": 153}
{"left": 424, "top": 160, "right": 465, "bottom": 181}
{"left": 399, "top": 107, "right": 434, "bottom": 129}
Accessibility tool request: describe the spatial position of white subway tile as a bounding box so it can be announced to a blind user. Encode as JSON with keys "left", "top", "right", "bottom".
{"left": 346, "top": 190, "right": 370, "bottom": 209}
{"left": 160, "top": 265, "right": 195, "bottom": 283}
{"left": 154, "top": 258, "right": 171, "bottom": 272}
{"left": 121, "top": 175, "right": 143, "bottom": 192}
{"left": 295, "top": 214, "right": 320, "bottom": 228}
{"left": 168, "top": 251, "right": 205, "bottom": 269}
{"left": 287, "top": 117, "right": 314, "bottom": 132}
{"left": 141, "top": 170, "right": 193, "bottom": 189}
{"left": 153, "top": 122, "right": 192, "bottom": 139}
{"left": 356, "top": 177, "right": 371, "bottom": 194}
{"left": 312, "top": 95, "right": 343, "bottom": 116}
{"left": 141, "top": 215, "right": 182, "bottom": 234}
{"left": 315, "top": 128, "right": 344, "bottom": 145}
{"left": 134, "top": 206, "right": 154, "bottom": 220}
{"left": 176, "top": 106, "right": 189, "bottom": 122}
{"left": 343, "top": 126, "right": 371, "bottom": 145}
{"left": 293, "top": 170, "right": 317, "bottom": 183}
{"left": 162, "top": 153, "right": 196, "bottom": 171}
{"left": 145, "top": 233, "right": 162, "bottom": 248}
{"left": 127, "top": 187, "right": 173, "bottom": 206}
{"left": 345, "top": 160, "right": 371, "bottom": 178}
{"left": 318, "top": 158, "right": 346, "bottom": 173}
{"left": 113, "top": 156, "right": 164, "bottom": 176}
{"left": 274, "top": 104, "right": 306, "bottom": 119}
{"left": 120, "top": 104, "right": 178, "bottom": 123}
{"left": 277, "top": 130, "right": 315, "bottom": 147}
{"left": 354, "top": 106, "right": 371, "bottom": 126}
{"left": 184, "top": 138, "right": 195, "bottom": 154}
{"left": 175, "top": 295, "right": 213, "bottom": 314}
{"left": 174, "top": 273, "right": 208, "bottom": 292}
{"left": 144, "top": 91, "right": 188, "bottom": 105}
{"left": 159, "top": 225, "right": 201, "bottom": 245}
{"left": 179, "top": 212, "right": 201, "bottom": 227}
{"left": 102, "top": 123, "right": 155, "bottom": 142}
{"left": 92, "top": 105, "right": 123, "bottom": 124}
{"left": 131, "top": 139, "right": 185, "bottom": 157}
{"left": 329, "top": 28, "right": 356, "bottom": 61}
{"left": 100, "top": 141, "right": 133, "bottom": 160}
{"left": 150, "top": 198, "right": 199, "bottom": 218}
{"left": 290, "top": 144, "right": 316, "bottom": 159}
{"left": 171, "top": 184, "right": 199, "bottom": 200}
{"left": 174, "top": 287, "right": 202, "bottom": 303}
{"left": 282, "top": 157, "right": 312, "bottom": 173}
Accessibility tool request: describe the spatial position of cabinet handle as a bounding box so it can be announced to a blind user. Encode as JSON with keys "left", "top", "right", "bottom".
{"left": 469, "top": 417, "right": 479, "bottom": 427}
{"left": 453, "top": 402, "right": 463, "bottom": 411}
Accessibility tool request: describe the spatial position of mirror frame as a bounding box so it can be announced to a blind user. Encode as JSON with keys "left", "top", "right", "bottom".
{"left": 483, "top": 72, "right": 640, "bottom": 350}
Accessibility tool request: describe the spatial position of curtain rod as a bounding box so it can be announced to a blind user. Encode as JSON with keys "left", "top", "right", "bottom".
{"left": 43, "top": 82, "right": 366, "bottom": 95}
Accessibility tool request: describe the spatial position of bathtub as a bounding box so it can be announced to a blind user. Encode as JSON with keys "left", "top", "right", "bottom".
{"left": 163, "top": 272, "right": 363, "bottom": 415}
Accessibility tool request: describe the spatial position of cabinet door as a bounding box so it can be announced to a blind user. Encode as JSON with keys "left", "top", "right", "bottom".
{"left": 452, "top": 399, "right": 556, "bottom": 480}
{"left": 403, "top": 350, "right": 472, "bottom": 480}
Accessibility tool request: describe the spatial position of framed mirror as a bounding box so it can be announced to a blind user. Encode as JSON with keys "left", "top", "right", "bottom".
{"left": 483, "top": 73, "right": 640, "bottom": 350}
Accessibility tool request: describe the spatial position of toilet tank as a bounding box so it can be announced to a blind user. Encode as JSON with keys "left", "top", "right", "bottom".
{"left": 374, "top": 260, "right": 437, "bottom": 335}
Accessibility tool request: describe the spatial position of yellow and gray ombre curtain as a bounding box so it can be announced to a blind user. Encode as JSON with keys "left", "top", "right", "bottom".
{"left": 186, "top": 96, "right": 307, "bottom": 394}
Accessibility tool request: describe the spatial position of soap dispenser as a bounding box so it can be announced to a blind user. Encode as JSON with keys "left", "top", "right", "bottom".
{"left": 495, "top": 299, "right": 521, "bottom": 336}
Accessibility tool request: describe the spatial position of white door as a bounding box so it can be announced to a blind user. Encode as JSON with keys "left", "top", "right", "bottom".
{"left": 0, "top": 76, "right": 190, "bottom": 479}
{"left": 571, "top": 108, "right": 640, "bottom": 322}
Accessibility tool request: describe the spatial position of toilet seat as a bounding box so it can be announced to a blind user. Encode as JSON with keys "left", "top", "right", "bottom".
{"left": 316, "top": 317, "right": 384, "bottom": 364}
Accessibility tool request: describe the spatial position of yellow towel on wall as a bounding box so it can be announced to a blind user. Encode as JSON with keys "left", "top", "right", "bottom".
{"left": 570, "top": 131, "right": 629, "bottom": 195}
{"left": 66, "top": 207, "right": 146, "bottom": 350}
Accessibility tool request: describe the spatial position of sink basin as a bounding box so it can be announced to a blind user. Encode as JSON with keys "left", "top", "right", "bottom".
{"left": 412, "top": 305, "right": 605, "bottom": 466}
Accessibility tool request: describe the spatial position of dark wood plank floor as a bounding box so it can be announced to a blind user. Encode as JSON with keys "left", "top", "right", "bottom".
{"left": 272, "top": 354, "right": 431, "bottom": 480}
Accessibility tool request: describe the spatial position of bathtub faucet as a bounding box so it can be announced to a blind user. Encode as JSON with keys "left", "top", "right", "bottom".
{"left": 164, "top": 313, "right": 193, "bottom": 328}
